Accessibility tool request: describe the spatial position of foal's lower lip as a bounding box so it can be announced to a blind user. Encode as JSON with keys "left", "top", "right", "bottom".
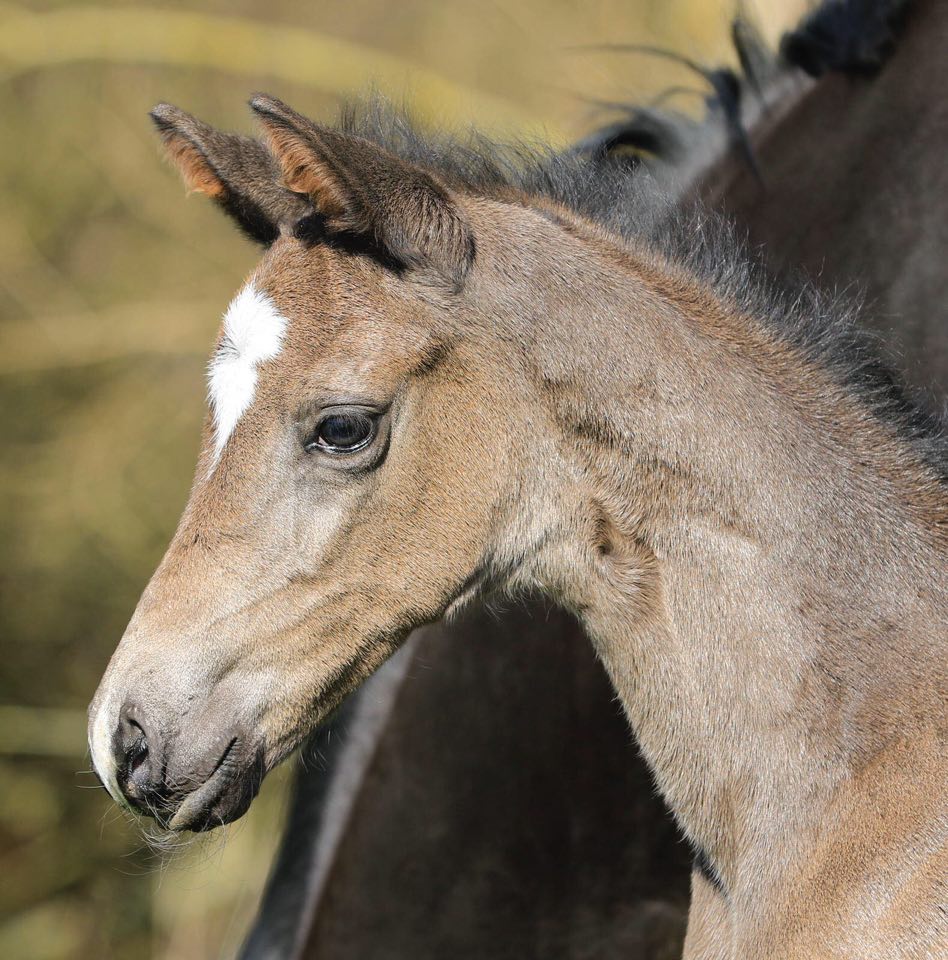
{"left": 167, "top": 739, "right": 239, "bottom": 832}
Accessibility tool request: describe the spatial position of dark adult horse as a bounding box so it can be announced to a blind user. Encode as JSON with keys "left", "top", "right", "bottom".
{"left": 237, "top": 1, "right": 947, "bottom": 958}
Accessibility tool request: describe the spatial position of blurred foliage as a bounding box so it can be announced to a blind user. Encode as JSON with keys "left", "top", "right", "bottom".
{"left": 0, "top": 1, "right": 805, "bottom": 957}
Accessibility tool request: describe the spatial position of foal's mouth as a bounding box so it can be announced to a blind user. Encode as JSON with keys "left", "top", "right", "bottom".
{"left": 115, "top": 735, "right": 266, "bottom": 833}
{"left": 164, "top": 737, "right": 229, "bottom": 831}
{"left": 167, "top": 737, "right": 266, "bottom": 832}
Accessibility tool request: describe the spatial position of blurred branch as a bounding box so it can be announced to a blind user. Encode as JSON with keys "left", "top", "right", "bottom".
{"left": 0, "top": 4, "right": 551, "bottom": 135}
{"left": 0, "top": 705, "right": 87, "bottom": 756}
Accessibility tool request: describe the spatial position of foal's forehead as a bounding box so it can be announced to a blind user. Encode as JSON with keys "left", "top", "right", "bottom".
{"left": 254, "top": 239, "right": 406, "bottom": 331}
{"left": 255, "top": 239, "right": 363, "bottom": 330}
{"left": 248, "top": 238, "right": 444, "bottom": 382}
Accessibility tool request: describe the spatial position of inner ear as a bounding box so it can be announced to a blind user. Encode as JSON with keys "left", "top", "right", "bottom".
{"left": 150, "top": 103, "right": 311, "bottom": 246}
{"left": 249, "top": 95, "right": 475, "bottom": 288}
{"left": 157, "top": 128, "right": 227, "bottom": 199}
{"left": 261, "top": 126, "right": 352, "bottom": 221}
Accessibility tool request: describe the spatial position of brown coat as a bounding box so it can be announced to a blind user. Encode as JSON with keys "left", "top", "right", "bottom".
{"left": 243, "top": 4, "right": 948, "bottom": 959}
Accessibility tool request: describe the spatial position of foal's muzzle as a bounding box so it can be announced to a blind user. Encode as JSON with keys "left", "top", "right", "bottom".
{"left": 100, "top": 701, "right": 265, "bottom": 832}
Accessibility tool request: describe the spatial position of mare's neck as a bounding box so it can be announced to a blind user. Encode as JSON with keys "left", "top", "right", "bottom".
{"left": 510, "top": 225, "right": 947, "bottom": 894}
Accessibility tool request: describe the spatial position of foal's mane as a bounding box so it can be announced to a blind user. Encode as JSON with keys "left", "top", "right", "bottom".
{"left": 327, "top": 89, "right": 946, "bottom": 476}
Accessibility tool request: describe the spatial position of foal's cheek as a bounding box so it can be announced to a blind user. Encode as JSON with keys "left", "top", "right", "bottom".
{"left": 286, "top": 466, "right": 360, "bottom": 556}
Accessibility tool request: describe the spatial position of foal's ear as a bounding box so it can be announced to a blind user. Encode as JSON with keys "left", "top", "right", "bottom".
{"left": 150, "top": 103, "right": 311, "bottom": 246}
{"left": 249, "top": 95, "right": 474, "bottom": 288}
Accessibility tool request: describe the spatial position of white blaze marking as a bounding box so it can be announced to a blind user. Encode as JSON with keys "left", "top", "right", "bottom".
{"left": 208, "top": 282, "right": 288, "bottom": 464}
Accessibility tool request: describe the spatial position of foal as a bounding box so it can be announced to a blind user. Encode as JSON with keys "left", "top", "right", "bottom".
{"left": 89, "top": 96, "right": 947, "bottom": 959}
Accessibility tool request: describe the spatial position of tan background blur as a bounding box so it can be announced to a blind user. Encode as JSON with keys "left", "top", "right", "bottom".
{"left": 1, "top": 2, "right": 805, "bottom": 957}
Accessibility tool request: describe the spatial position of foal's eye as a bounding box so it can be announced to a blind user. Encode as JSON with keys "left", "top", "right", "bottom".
{"left": 306, "top": 412, "right": 376, "bottom": 454}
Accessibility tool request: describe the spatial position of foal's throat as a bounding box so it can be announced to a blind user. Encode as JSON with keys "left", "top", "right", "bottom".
{"left": 537, "top": 255, "right": 947, "bottom": 891}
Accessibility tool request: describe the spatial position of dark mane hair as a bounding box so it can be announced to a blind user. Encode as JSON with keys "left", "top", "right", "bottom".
{"left": 329, "top": 93, "right": 946, "bottom": 477}
{"left": 781, "top": 0, "right": 913, "bottom": 77}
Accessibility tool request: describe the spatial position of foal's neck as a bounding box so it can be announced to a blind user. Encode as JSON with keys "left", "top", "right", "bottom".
{"left": 507, "top": 217, "right": 947, "bottom": 895}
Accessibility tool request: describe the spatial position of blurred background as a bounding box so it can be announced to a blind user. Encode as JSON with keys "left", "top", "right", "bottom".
{"left": 1, "top": 1, "right": 806, "bottom": 957}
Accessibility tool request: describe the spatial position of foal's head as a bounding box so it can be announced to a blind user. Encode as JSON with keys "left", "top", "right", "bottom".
{"left": 89, "top": 97, "right": 599, "bottom": 830}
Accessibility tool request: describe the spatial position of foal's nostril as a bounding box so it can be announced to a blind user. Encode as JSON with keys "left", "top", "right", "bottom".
{"left": 127, "top": 732, "right": 149, "bottom": 777}
{"left": 114, "top": 703, "right": 163, "bottom": 810}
